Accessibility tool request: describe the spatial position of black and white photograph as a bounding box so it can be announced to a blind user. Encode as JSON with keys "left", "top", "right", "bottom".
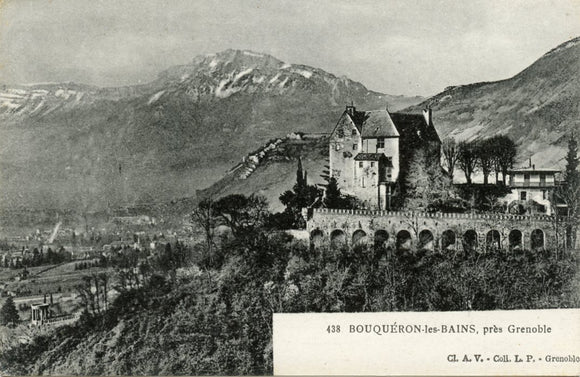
{"left": 0, "top": 0, "right": 579, "bottom": 375}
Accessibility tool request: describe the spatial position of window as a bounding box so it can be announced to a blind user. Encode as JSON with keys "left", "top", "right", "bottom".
{"left": 359, "top": 162, "right": 363, "bottom": 168}
{"left": 337, "top": 129, "right": 344, "bottom": 138}
{"left": 520, "top": 191, "right": 527, "bottom": 201}
{"left": 377, "top": 137, "right": 385, "bottom": 148}
{"left": 370, "top": 162, "right": 375, "bottom": 167}
{"left": 542, "top": 190, "right": 546, "bottom": 200}
{"left": 353, "top": 144, "right": 357, "bottom": 150}
{"left": 352, "top": 129, "right": 357, "bottom": 136}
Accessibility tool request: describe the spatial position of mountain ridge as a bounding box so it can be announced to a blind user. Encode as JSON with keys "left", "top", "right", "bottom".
{"left": 404, "top": 36, "right": 580, "bottom": 169}
{"left": 0, "top": 49, "right": 422, "bottom": 214}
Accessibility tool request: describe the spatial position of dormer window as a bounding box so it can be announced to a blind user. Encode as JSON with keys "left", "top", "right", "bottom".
{"left": 352, "top": 129, "right": 357, "bottom": 136}
{"left": 377, "top": 137, "right": 385, "bottom": 148}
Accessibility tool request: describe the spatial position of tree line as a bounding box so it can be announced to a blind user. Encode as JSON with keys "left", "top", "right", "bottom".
{"left": 442, "top": 135, "right": 517, "bottom": 184}
{"left": 3, "top": 247, "right": 72, "bottom": 269}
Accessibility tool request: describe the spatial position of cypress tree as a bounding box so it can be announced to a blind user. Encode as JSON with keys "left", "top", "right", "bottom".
{"left": 563, "top": 134, "right": 579, "bottom": 186}
{"left": 296, "top": 157, "right": 305, "bottom": 189}
{"left": 0, "top": 296, "right": 19, "bottom": 326}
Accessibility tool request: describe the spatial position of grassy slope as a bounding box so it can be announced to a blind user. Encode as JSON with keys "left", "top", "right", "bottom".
{"left": 405, "top": 37, "right": 580, "bottom": 169}
{"left": 197, "top": 135, "right": 329, "bottom": 212}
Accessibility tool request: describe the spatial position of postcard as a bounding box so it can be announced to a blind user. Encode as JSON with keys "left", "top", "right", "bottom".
{"left": 0, "top": 1, "right": 578, "bottom": 376}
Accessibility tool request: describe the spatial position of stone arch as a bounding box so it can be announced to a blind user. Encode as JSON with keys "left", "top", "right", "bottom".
{"left": 310, "top": 229, "right": 324, "bottom": 249}
{"left": 396, "top": 230, "right": 412, "bottom": 252}
{"left": 441, "top": 230, "right": 456, "bottom": 251}
{"left": 508, "top": 229, "right": 523, "bottom": 251}
{"left": 352, "top": 229, "right": 368, "bottom": 246}
{"left": 418, "top": 229, "right": 434, "bottom": 251}
{"left": 486, "top": 230, "right": 501, "bottom": 251}
{"left": 374, "top": 229, "right": 389, "bottom": 249}
{"left": 462, "top": 229, "right": 478, "bottom": 253}
{"left": 330, "top": 229, "right": 347, "bottom": 249}
{"left": 531, "top": 229, "right": 545, "bottom": 250}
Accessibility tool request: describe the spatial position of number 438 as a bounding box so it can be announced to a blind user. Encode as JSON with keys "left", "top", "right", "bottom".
{"left": 326, "top": 325, "right": 341, "bottom": 333}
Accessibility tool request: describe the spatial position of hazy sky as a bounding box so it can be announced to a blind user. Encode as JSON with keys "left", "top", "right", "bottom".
{"left": 0, "top": 0, "right": 579, "bottom": 96}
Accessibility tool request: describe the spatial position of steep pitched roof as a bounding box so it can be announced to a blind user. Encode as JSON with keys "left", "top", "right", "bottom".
{"left": 389, "top": 112, "right": 441, "bottom": 144}
{"left": 341, "top": 107, "right": 440, "bottom": 144}
{"left": 348, "top": 110, "right": 399, "bottom": 138}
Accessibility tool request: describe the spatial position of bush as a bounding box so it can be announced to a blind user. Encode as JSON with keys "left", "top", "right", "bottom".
{"left": 1, "top": 221, "right": 578, "bottom": 376}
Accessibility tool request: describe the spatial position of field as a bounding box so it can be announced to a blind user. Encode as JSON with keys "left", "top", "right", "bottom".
{"left": 1, "top": 260, "right": 114, "bottom": 322}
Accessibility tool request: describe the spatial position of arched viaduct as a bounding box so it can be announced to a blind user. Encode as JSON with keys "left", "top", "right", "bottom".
{"left": 304, "top": 208, "right": 559, "bottom": 253}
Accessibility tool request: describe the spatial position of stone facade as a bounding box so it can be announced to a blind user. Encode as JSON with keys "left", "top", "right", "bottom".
{"left": 305, "top": 208, "right": 558, "bottom": 252}
{"left": 329, "top": 108, "right": 361, "bottom": 193}
{"left": 329, "top": 105, "right": 440, "bottom": 209}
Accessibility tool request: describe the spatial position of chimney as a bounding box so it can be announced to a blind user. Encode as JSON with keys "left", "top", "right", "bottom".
{"left": 346, "top": 101, "right": 355, "bottom": 116}
{"left": 529, "top": 158, "right": 532, "bottom": 168}
{"left": 533, "top": 164, "right": 535, "bottom": 170}
{"left": 43, "top": 294, "right": 46, "bottom": 304}
{"left": 422, "top": 107, "right": 432, "bottom": 125}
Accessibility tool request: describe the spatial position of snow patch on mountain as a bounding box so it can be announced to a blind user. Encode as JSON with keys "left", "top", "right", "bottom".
{"left": 253, "top": 76, "right": 266, "bottom": 84}
{"left": 268, "top": 73, "right": 281, "bottom": 84}
{"left": 215, "top": 78, "right": 237, "bottom": 98}
{"left": 0, "top": 98, "right": 21, "bottom": 110}
{"left": 233, "top": 68, "right": 253, "bottom": 82}
{"left": 209, "top": 59, "right": 219, "bottom": 69}
{"left": 243, "top": 51, "right": 264, "bottom": 58}
{"left": 293, "top": 69, "right": 312, "bottom": 79}
{"left": 30, "top": 99, "right": 45, "bottom": 114}
{"left": 148, "top": 90, "right": 166, "bottom": 105}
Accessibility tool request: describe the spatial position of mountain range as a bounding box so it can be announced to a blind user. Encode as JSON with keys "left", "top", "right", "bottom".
{"left": 0, "top": 50, "right": 421, "bottom": 213}
{"left": 0, "top": 37, "right": 579, "bottom": 216}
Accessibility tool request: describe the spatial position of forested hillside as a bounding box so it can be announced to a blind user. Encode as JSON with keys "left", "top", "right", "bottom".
{"left": 2, "top": 196, "right": 578, "bottom": 375}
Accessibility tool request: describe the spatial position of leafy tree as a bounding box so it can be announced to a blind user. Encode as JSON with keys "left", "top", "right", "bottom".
{"left": 404, "top": 149, "right": 458, "bottom": 211}
{"left": 457, "top": 141, "right": 478, "bottom": 184}
{"left": 441, "top": 137, "right": 460, "bottom": 180}
{"left": 323, "top": 177, "right": 363, "bottom": 209}
{"left": 0, "top": 296, "right": 19, "bottom": 326}
{"left": 213, "top": 194, "right": 270, "bottom": 238}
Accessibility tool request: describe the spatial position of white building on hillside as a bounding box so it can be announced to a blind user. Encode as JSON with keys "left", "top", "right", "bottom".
{"left": 504, "top": 165, "right": 560, "bottom": 215}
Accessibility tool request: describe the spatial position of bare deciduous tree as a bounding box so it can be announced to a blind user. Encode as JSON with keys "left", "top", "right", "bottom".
{"left": 441, "top": 137, "right": 460, "bottom": 179}
{"left": 457, "top": 141, "right": 478, "bottom": 184}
